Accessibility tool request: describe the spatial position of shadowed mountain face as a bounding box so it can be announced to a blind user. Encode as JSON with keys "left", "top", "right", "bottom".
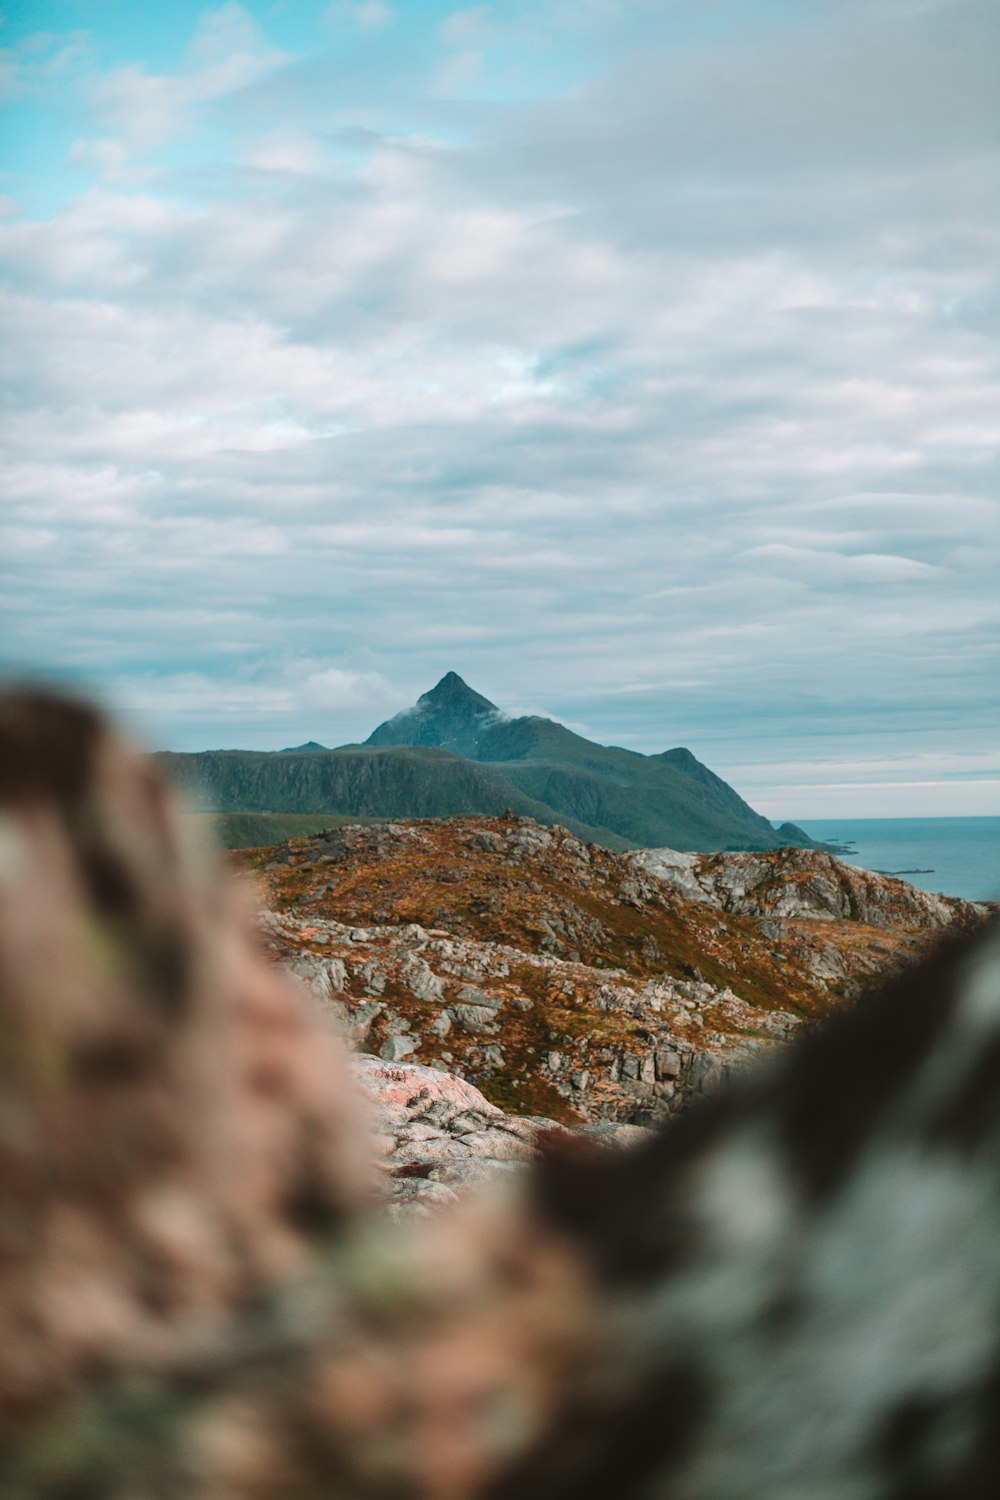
{"left": 365, "top": 674, "right": 819, "bottom": 853}
{"left": 161, "top": 673, "right": 822, "bottom": 854}
{"left": 367, "top": 671, "right": 505, "bottom": 758}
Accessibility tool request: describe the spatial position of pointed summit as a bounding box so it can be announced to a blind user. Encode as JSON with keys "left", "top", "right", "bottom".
{"left": 421, "top": 672, "right": 498, "bottom": 714}
{"left": 357, "top": 673, "right": 821, "bottom": 851}
{"left": 366, "top": 673, "right": 504, "bottom": 757}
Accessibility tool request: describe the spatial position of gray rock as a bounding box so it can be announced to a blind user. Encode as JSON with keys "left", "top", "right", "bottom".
{"left": 379, "top": 1034, "right": 417, "bottom": 1062}
{"left": 450, "top": 1004, "right": 497, "bottom": 1034}
{"left": 456, "top": 983, "right": 503, "bottom": 1011}
{"left": 632, "top": 849, "right": 710, "bottom": 902}
{"left": 403, "top": 1122, "right": 447, "bottom": 1143}
{"left": 580, "top": 1121, "right": 653, "bottom": 1150}
{"left": 447, "top": 1111, "right": 495, "bottom": 1135}
{"left": 320, "top": 957, "right": 349, "bottom": 993}
{"left": 357, "top": 961, "right": 387, "bottom": 995}
{"left": 402, "top": 955, "right": 445, "bottom": 1003}
{"left": 399, "top": 923, "right": 431, "bottom": 945}
{"left": 455, "top": 1129, "right": 534, "bottom": 1163}
{"left": 687, "top": 1053, "right": 724, "bottom": 1092}
{"left": 346, "top": 1000, "right": 384, "bottom": 1045}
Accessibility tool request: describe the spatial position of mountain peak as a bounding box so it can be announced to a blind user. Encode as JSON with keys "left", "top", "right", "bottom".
{"left": 357, "top": 677, "right": 825, "bottom": 854}
{"left": 366, "top": 673, "right": 503, "bottom": 756}
{"left": 281, "top": 740, "right": 328, "bottom": 753}
{"left": 419, "top": 672, "right": 498, "bottom": 714}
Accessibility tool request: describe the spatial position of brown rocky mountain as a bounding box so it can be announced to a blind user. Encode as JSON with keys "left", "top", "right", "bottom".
{"left": 236, "top": 814, "right": 990, "bottom": 1147}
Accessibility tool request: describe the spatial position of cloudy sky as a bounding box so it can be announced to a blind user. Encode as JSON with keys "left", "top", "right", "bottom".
{"left": 2, "top": 0, "right": 998, "bottom": 818}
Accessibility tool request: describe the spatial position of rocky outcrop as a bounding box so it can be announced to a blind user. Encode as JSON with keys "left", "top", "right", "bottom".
{"left": 633, "top": 844, "right": 992, "bottom": 996}
{"left": 267, "top": 904, "right": 802, "bottom": 1129}
{"left": 241, "top": 815, "right": 990, "bottom": 1131}
{"left": 356, "top": 1056, "right": 648, "bottom": 1218}
{"left": 632, "top": 844, "right": 986, "bottom": 928}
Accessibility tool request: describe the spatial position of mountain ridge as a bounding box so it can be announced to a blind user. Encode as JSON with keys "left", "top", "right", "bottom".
{"left": 363, "top": 672, "right": 819, "bottom": 852}
{"left": 159, "top": 672, "right": 823, "bottom": 854}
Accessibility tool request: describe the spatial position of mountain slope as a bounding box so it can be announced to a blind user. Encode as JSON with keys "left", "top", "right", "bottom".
{"left": 160, "top": 672, "right": 820, "bottom": 854}
{"left": 367, "top": 671, "right": 503, "bottom": 758}
{"left": 159, "top": 744, "right": 634, "bottom": 849}
{"left": 366, "top": 673, "right": 817, "bottom": 852}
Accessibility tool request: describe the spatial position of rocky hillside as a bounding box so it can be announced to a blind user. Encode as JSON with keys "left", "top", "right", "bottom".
{"left": 631, "top": 844, "right": 987, "bottom": 985}
{"left": 237, "top": 815, "right": 990, "bottom": 1129}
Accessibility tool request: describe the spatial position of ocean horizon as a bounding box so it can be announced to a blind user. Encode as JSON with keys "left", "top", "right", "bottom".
{"left": 794, "top": 816, "right": 1000, "bottom": 905}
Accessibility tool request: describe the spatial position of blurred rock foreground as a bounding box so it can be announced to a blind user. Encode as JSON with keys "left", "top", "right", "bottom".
{"left": 2, "top": 689, "right": 999, "bottom": 1499}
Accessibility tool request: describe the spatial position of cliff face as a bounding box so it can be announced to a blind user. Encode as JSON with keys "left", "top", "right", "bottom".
{"left": 237, "top": 815, "right": 990, "bottom": 1129}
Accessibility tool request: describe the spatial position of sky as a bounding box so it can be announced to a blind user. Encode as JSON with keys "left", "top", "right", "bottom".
{"left": 1, "top": 0, "right": 998, "bottom": 819}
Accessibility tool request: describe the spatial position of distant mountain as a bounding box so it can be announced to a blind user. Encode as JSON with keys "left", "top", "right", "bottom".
{"left": 159, "top": 672, "right": 823, "bottom": 853}
{"left": 367, "top": 672, "right": 503, "bottom": 758}
{"left": 160, "top": 743, "right": 632, "bottom": 850}
{"left": 365, "top": 673, "right": 820, "bottom": 853}
{"left": 280, "top": 740, "right": 329, "bottom": 753}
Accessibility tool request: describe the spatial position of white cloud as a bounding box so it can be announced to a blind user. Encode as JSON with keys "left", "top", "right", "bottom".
{"left": 66, "top": 136, "right": 159, "bottom": 185}
{"left": 86, "top": 4, "right": 290, "bottom": 153}
{"left": 238, "top": 127, "right": 330, "bottom": 175}
{"left": 321, "top": 1, "right": 393, "bottom": 30}
{"left": 739, "top": 545, "right": 947, "bottom": 582}
{"left": 0, "top": 30, "right": 91, "bottom": 103}
{"left": 113, "top": 662, "right": 407, "bottom": 749}
{"left": 1, "top": 0, "right": 998, "bottom": 811}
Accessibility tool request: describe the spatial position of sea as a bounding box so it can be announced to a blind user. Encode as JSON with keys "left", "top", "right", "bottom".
{"left": 794, "top": 817, "right": 1000, "bottom": 905}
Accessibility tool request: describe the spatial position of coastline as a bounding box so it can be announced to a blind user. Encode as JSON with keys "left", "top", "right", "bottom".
{"left": 792, "top": 816, "right": 1000, "bottom": 905}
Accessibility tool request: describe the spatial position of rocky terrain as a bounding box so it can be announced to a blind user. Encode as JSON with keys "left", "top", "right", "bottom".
{"left": 237, "top": 814, "right": 991, "bottom": 1150}
{"left": 355, "top": 1054, "right": 649, "bottom": 1218}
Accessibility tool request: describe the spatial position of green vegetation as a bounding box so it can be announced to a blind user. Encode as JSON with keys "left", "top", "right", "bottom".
{"left": 366, "top": 674, "right": 822, "bottom": 852}
{"left": 160, "top": 743, "right": 632, "bottom": 849}
{"left": 162, "top": 673, "right": 824, "bottom": 854}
